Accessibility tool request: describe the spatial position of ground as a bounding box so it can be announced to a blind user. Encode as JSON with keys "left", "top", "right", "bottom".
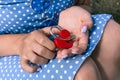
{"left": 91, "top": 0, "right": 120, "bottom": 23}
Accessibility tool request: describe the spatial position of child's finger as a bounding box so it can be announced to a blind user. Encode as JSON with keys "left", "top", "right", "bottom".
{"left": 41, "top": 26, "right": 60, "bottom": 36}
{"left": 71, "top": 26, "right": 89, "bottom": 55}
{"left": 20, "top": 58, "right": 39, "bottom": 73}
{"left": 56, "top": 49, "right": 63, "bottom": 59}
{"left": 77, "top": 26, "right": 89, "bottom": 54}
{"left": 56, "top": 49, "right": 71, "bottom": 60}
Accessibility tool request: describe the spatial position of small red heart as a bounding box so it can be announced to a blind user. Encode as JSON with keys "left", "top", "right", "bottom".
{"left": 59, "top": 29, "right": 70, "bottom": 39}
{"left": 54, "top": 36, "right": 73, "bottom": 49}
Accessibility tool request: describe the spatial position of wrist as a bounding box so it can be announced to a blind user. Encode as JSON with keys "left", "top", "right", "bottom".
{"left": 15, "top": 34, "right": 27, "bottom": 55}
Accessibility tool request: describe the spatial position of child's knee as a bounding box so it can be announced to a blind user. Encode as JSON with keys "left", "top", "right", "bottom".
{"left": 104, "top": 19, "right": 120, "bottom": 68}
{"left": 97, "top": 19, "right": 120, "bottom": 61}
{"left": 102, "top": 19, "right": 120, "bottom": 45}
{"left": 74, "top": 57, "right": 102, "bottom": 80}
{"left": 91, "top": 19, "right": 120, "bottom": 80}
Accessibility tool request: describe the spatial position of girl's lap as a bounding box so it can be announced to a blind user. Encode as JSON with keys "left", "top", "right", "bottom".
{"left": 0, "top": 55, "right": 88, "bottom": 80}
{"left": 0, "top": 14, "right": 113, "bottom": 79}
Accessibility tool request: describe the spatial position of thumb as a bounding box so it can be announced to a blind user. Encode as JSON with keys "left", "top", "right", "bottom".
{"left": 41, "top": 26, "right": 60, "bottom": 36}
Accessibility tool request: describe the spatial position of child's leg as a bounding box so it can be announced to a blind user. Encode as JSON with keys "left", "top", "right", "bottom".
{"left": 74, "top": 57, "right": 102, "bottom": 80}
{"left": 92, "top": 19, "right": 120, "bottom": 80}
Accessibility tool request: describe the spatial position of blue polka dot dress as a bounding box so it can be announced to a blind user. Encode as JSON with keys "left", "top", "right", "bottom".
{"left": 0, "top": 0, "right": 112, "bottom": 80}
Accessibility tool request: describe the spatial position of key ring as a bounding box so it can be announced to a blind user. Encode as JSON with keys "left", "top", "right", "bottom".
{"left": 50, "top": 25, "right": 75, "bottom": 40}
{"left": 50, "top": 25, "right": 75, "bottom": 49}
{"left": 50, "top": 25, "right": 62, "bottom": 38}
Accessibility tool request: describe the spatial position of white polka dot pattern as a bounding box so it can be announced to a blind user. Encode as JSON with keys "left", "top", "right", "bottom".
{"left": 0, "top": 0, "right": 74, "bottom": 34}
{"left": 0, "top": 14, "right": 112, "bottom": 79}
{"left": 0, "top": 0, "right": 111, "bottom": 80}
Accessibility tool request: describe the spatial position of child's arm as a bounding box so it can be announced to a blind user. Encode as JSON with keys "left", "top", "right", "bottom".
{"left": 0, "top": 34, "right": 24, "bottom": 56}
{"left": 0, "top": 29, "right": 56, "bottom": 73}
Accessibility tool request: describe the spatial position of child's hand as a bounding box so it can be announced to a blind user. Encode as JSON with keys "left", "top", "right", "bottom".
{"left": 57, "top": 6, "right": 93, "bottom": 59}
{"left": 18, "top": 29, "right": 56, "bottom": 73}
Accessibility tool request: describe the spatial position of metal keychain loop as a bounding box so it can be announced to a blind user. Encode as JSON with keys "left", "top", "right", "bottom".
{"left": 50, "top": 25, "right": 76, "bottom": 41}
{"left": 50, "top": 25, "right": 62, "bottom": 38}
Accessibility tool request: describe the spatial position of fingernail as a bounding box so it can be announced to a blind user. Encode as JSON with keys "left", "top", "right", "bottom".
{"left": 72, "top": 52, "right": 79, "bottom": 55}
{"left": 55, "top": 48, "right": 59, "bottom": 51}
{"left": 81, "top": 26, "right": 87, "bottom": 33}
{"left": 61, "top": 55, "right": 68, "bottom": 59}
{"left": 36, "top": 67, "right": 41, "bottom": 72}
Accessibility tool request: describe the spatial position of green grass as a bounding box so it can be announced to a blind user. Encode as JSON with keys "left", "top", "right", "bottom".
{"left": 91, "top": 0, "right": 120, "bottom": 23}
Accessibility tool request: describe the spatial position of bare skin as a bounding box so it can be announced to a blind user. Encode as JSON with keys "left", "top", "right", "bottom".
{"left": 74, "top": 20, "right": 120, "bottom": 80}
{"left": 74, "top": 57, "right": 102, "bottom": 80}
{"left": 92, "top": 19, "right": 120, "bottom": 80}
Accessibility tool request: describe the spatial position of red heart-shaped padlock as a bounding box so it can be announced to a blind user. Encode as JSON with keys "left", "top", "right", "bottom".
{"left": 50, "top": 26, "right": 74, "bottom": 49}
{"left": 54, "top": 36, "right": 73, "bottom": 49}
